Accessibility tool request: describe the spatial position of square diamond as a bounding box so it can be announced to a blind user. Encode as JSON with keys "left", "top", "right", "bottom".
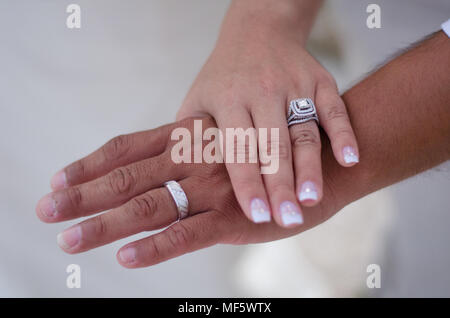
{"left": 297, "top": 99, "right": 308, "bottom": 107}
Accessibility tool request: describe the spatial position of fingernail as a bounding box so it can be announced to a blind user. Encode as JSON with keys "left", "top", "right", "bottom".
{"left": 51, "top": 170, "right": 67, "bottom": 190}
{"left": 119, "top": 247, "right": 136, "bottom": 264}
{"left": 250, "top": 198, "right": 271, "bottom": 223}
{"left": 37, "top": 194, "right": 57, "bottom": 218}
{"left": 280, "top": 201, "right": 303, "bottom": 226}
{"left": 57, "top": 225, "right": 81, "bottom": 250}
{"left": 299, "top": 181, "right": 318, "bottom": 202}
{"left": 343, "top": 146, "right": 359, "bottom": 164}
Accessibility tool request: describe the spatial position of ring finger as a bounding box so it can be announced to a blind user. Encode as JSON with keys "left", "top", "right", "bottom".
{"left": 289, "top": 119, "right": 322, "bottom": 206}
{"left": 288, "top": 94, "right": 323, "bottom": 207}
{"left": 56, "top": 177, "right": 208, "bottom": 253}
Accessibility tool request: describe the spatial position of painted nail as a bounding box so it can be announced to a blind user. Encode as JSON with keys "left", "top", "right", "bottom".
{"left": 37, "top": 194, "right": 57, "bottom": 218}
{"left": 280, "top": 201, "right": 303, "bottom": 226}
{"left": 51, "top": 170, "right": 67, "bottom": 190}
{"left": 343, "top": 146, "right": 359, "bottom": 164}
{"left": 250, "top": 198, "right": 271, "bottom": 223}
{"left": 119, "top": 247, "right": 136, "bottom": 264}
{"left": 57, "top": 225, "right": 81, "bottom": 250}
{"left": 299, "top": 181, "right": 318, "bottom": 202}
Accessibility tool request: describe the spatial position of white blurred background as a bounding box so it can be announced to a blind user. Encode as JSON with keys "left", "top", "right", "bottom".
{"left": 0, "top": 0, "right": 449, "bottom": 297}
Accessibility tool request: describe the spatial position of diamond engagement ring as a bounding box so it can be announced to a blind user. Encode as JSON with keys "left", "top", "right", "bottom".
{"left": 164, "top": 181, "right": 189, "bottom": 221}
{"left": 287, "top": 98, "right": 319, "bottom": 127}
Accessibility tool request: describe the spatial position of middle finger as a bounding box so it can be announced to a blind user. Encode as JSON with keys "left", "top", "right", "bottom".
{"left": 56, "top": 176, "right": 209, "bottom": 253}
{"left": 251, "top": 98, "right": 303, "bottom": 228}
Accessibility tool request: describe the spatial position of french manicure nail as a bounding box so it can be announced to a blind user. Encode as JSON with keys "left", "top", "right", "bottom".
{"left": 250, "top": 198, "right": 271, "bottom": 223}
{"left": 38, "top": 194, "right": 57, "bottom": 218}
{"left": 280, "top": 201, "right": 303, "bottom": 226}
{"left": 57, "top": 225, "right": 81, "bottom": 250}
{"left": 343, "top": 146, "right": 359, "bottom": 164}
{"left": 299, "top": 181, "right": 318, "bottom": 202}
{"left": 119, "top": 247, "right": 136, "bottom": 264}
{"left": 51, "top": 170, "right": 67, "bottom": 190}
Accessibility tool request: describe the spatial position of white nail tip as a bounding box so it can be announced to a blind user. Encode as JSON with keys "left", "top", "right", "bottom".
{"left": 343, "top": 146, "right": 359, "bottom": 164}
{"left": 280, "top": 201, "right": 303, "bottom": 226}
{"left": 344, "top": 154, "right": 359, "bottom": 164}
{"left": 252, "top": 210, "right": 271, "bottom": 223}
{"left": 250, "top": 199, "right": 271, "bottom": 223}
{"left": 281, "top": 211, "right": 303, "bottom": 226}
{"left": 299, "top": 191, "right": 318, "bottom": 201}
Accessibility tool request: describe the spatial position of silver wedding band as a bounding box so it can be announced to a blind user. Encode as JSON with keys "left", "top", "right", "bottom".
{"left": 287, "top": 98, "right": 319, "bottom": 127}
{"left": 164, "top": 180, "right": 189, "bottom": 221}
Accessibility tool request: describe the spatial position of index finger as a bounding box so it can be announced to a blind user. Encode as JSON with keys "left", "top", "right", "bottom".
{"left": 50, "top": 123, "right": 173, "bottom": 191}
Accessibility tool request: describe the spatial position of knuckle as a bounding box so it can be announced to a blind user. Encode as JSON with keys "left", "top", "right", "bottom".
{"left": 102, "top": 134, "right": 131, "bottom": 161}
{"left": 145, "top": 236, "right": 161, "bottom": 260}
{"left": 267, "top": 136, "right": 290, "bottom": 161}
{"left": 291, "top": 128, "right": 320, "bottom": 148}
{"left": 333, "top": 127, "right": 354, "bottom": 140}
{"left": 198, "top": 162, "right": 225, "bottom": 179}
{"left": 65, "top": 160, "right": 85, "bottom": 184}
{"left": 93, "top": 215, "right": 108, "bottom": 237}
{"left": 165, "top": 223, "right": 194, "bottom": 251}
{"left": 233, "top": 178, "right": 261, "bottom": 192}
{"left": 107, "top": 166, "right": 136, "bottom": 196}
{"left": 129, "top": 193, "right": 157, "bottom": 220}
{"left": 270, "top": 184, "right": 294, "bottom": 200}
{"left": 66, "top": 186, "right": 83, "bottom": 209}
{"left": 325, "top": 105, "right": 348, "bottom": 122}
{"left": 227, "top": 230, "right": 246, "bottom": 245}
{"left": 277, "top": 140, "right": 291, "bottom": 161}
{"left": 218, "top": 89, "right": 239, "bottom": 110}
{"left": 234, "top": 140, "right": 258, "bottom": 162}
{"left": 257, "top": 75, "right": 281, "bottom": 98}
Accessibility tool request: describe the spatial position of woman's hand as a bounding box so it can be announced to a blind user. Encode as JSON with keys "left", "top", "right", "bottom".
{"left": 177, "top": 0, "right": 358, "bottom": 228}
{"left": 37, "top": 118, "right": 335, "bottom": 268}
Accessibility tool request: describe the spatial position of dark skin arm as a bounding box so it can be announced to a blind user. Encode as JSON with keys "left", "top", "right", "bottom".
{"left": 328, "top": 31, "right": 450, "bottom": 211}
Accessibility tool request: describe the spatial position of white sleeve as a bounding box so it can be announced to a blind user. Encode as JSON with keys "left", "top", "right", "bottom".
{"left": 442, "top": 18, "right": 450, "bottom": 38}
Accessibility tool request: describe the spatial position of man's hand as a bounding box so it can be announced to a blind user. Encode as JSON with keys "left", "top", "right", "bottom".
{"left": 37, "top": 117, "right": 331, "bottom": 268}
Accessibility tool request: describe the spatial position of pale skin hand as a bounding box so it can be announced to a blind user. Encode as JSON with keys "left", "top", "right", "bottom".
{"left": 37, "top": 32, "right": 450, "bottom": 268}
{"left": 176, "top": 0, "right": 359, "bottom": 228}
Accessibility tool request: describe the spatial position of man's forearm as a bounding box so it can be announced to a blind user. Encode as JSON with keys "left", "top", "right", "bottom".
{"left": 321, "top": 31, "right": 450, "bottom": 212}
